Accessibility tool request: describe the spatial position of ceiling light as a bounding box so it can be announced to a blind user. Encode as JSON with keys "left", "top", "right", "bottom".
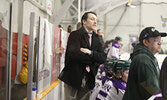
{"left": 127, "top": 0, "right": 136, "bottom": 8}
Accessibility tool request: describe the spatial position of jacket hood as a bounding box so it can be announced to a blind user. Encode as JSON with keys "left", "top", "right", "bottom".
{"left": 130, "top": 44, "right": 155, "bottom": 60}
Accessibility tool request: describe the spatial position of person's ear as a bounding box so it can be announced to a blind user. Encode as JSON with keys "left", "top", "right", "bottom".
{"left": 82, "top": 20, "right": 86, "bottom": 25}
{"left": 143, "top": 39, "right": 149, "bottom": 47}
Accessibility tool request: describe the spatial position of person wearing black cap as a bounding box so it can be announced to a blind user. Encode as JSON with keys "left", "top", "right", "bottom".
{"left": 123, "top": 26, "right": 167, "bottom": 100}
{"left": 107, "top": 36, "right": 122, "bottom": 59}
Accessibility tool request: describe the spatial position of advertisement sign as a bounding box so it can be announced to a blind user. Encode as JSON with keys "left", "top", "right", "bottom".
{"left": 60, "top": 29, "right": 69, "bottom": 71}
{"left": 52, "top": 26, "right": 61, "bottom": 83}
{"left": 37, "top": 17, "right": 52, "bottom": 93}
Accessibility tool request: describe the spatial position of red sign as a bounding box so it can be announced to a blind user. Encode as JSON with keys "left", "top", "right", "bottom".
{"left": 52, "top": 26, "right": 61, "bottom": 83}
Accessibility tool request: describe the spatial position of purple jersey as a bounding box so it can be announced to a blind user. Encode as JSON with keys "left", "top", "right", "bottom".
{"left": 90, "top": 76, "right": 126, "bottom": 100}
{"left": 90, "top": 65, "right": 106, "bottom": 98}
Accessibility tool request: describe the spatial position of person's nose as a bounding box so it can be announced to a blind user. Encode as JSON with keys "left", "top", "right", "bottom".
{"left": 94, "top": 19, "right": 97, "bottom": 24}
{"left": 94, "top": 21, "right": 97, "bottom": 25}
{"left": 158, "top": 41, "right": 162, "bottom": 45}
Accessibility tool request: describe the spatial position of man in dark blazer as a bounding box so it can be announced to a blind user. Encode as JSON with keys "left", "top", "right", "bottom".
{"left": 58, "top": 12, "right": 107, "bottom": 100}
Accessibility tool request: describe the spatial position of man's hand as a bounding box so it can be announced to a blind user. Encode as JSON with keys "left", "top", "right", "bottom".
{"left": 86, "top": 66, "right": 90, "bottom": 72}
{"left": 80, "top": 48, "right": 91, "bottom": 55}
{"left": 99, "top": 64, "right": 103, "bottom": 68}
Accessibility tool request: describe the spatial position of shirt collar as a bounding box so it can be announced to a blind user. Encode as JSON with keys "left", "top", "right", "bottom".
{"left": 83, "top": 27, "right": 93, "bottom": 35}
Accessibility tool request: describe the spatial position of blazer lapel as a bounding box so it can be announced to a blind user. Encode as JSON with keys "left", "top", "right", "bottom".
{"left": 91, "top": 34, "right": 95, "bottom": 49}
{"left": 83, "top": 33, "right": 91, "bottom": 48}
{"left": 80, "top": 27, "right": 92, "bottom": 49}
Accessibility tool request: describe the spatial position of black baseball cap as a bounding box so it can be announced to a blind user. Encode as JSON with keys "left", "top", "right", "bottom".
{"left": 139, "top": 27, "right": 167, "bottom": 43}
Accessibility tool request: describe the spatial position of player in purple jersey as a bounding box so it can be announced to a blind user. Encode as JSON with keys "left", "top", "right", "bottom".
{"left": 90, "top": 59, "right": 130, "bottom": 100}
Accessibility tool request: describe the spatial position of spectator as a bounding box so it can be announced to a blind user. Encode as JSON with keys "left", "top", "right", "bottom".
{"left": 58, "top": 24, "right": 63, "bottom": 28}
{"left": 97, "top": 29, "right": 105, "bottom": 48}
{"left": 76, "top": 22, "right": 82, "bottom": 30}
{"left": 104, "top": 39, "right": 114, "bottom": 54}
{"left": 58, "top": 11, "right": 106, "bottom": 100}
{"left": 123, "top": 26, "right": 167, "bottom": 100}
{"left": 67, "top": 25, "right": 72, "bottom": 33}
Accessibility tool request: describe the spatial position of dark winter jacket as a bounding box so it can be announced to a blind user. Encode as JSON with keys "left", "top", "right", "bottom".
{"left": 123, "top": 44, "right": 161, "bottom": 100}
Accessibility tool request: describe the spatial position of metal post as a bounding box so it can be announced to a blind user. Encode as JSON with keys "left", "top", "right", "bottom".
{"left": 27, "top": 12, "right": 35, "bottom": 100}
{"left": 82, "top": 0, "right": 85, "bottom": 14}
{"left": 78, "top": 0, "right": 81, "bottom": 22}
{"left": 6, "top": 2, "right": 13, "bottom": 100}
{"left": 103, "top": 14, "right": 107, "bottom": 41}
{"left": 139, "top": 0, "right": 142, "bottom": 33}
{"left": 16, "top": 0, "right": 24, "bottom": 84}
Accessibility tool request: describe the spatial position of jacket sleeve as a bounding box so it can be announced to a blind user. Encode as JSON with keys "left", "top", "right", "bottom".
{"left": 91, "top": 46, "right": 107, "bottom": 64}
{"left": 90, "top": 33, "right": 106, "bottom": 64}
